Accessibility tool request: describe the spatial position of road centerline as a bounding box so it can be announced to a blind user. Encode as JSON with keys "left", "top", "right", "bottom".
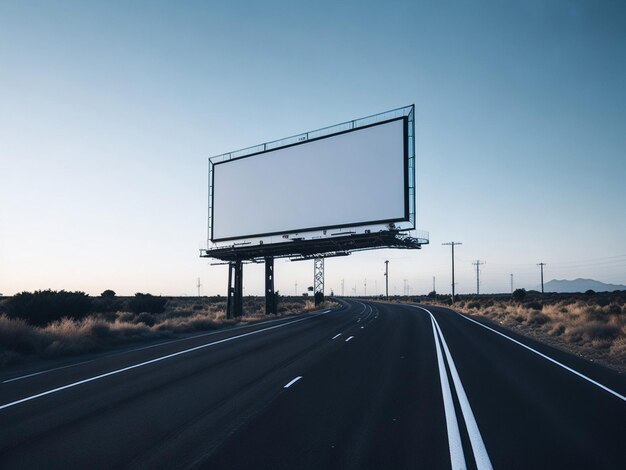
{"left": 283, "top": 376, "right": 303, "bottom": 389}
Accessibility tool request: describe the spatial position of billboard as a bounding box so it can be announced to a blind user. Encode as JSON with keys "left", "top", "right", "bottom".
{"left": 209, "top": 107, "right": 414, "bottom": 243}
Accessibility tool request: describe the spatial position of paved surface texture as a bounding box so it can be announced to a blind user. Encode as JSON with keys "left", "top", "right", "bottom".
{"left": 1, "top": 299, "right": 625, "bottom": 469}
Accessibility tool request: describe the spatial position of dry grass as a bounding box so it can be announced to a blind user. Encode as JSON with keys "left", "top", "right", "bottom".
{"left": 0, "top": 296, "right": 335, "bottom": 367}
{"left": 417, "top": 293, "right": 626, "bottom": 372}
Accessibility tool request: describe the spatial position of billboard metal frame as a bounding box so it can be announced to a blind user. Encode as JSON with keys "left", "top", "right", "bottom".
{"left": 207, "top": 105, "right": 416, "bottom": 245}
{"left": 201, "top": 105, "right": 425, "bottom": 318}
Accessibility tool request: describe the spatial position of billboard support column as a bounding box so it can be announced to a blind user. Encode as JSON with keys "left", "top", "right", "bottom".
{"left": 226, "top": 260, "right": 244, "bottom": 318}
{"left": 234, "top": 260, "right": 244, "bottom": 317}
{"left": 265, "top": 257, "right": 276, "bottom": 314}
{"left": 314, "top": 257, "right": 324, "bottom": 306}
{"left": 226, "top": 262, "right": 235, "bottom": 319}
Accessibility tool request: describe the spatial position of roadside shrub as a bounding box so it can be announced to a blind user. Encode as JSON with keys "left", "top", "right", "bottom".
{"left": 0, "top": 314, "right": 48, "bottom": 353}
{"left": 5, "top": 290, "right": 92, "bottom": 326}
{"left": 117, "top": 311, "right": 136, "bottom": 323}
{"left": 91, "top": 297, "right": 123, "bottom": 313}
{"left": 607, "top": 304, "right": 621, "bottom": 315}
{"left": 128, "top": 293, "right": 167, "bottom": 314}
{"left": 524, "top": 301, "right": 543, "bottom": 311}
{"left": 136, "top": 312, "right": 156, "bottom": 327}
{"left": 595, "top": 297, "right": 610, "bottom": 307}
{"left": 526, "top": 310, "right": 549, "bottom": 325}
{"left": 512, "top": 288, "right": 527, "bottom": 302}
{"left": 101, "top": 289, "right": 116, "bottom": 298}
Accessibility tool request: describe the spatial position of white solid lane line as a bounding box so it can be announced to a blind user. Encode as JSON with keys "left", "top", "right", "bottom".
{"left": 283, "top": 376, "right": 302, "bottom": 388}
{"left": 345, "top": 336, "right": 354, "bottom": 342}
{"left": 431, "top": 312, "right": 493, "bottom": 470}
{"left": 429, "top": 315, "right": 466, "bottom": 470}
{"left": 0, "top": 312, "right": 328, "bottom": 411}
{"left": 331, "top": 333, "right": 342, "bottom": 340}
{"left": 458, "top": 312, "right": 626, "bottom": 403}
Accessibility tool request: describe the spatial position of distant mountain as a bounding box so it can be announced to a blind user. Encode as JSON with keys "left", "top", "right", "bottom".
{"left": 542, "top": 278, "right": 626, "bottom": 293}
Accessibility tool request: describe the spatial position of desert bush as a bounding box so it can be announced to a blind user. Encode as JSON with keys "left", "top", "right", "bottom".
{"left": 5, "top": 290, "right": 92, "bottom": 326}
{"left": 0, "top": 296, "right": 332, "bottom": 366}
{"left": 128, "top": 293, "right": 167, "bottom": 314}
{"left": 116, "top": 311, "right": 136, "bottom": 322}
{"left": 512, "top": 288, "right": 527, "bottom": 302}
{"left": 607, "top": 304, "right": 621, "bottom": 315}
{"left": 524, "top": 301, "right": 543, "bottom": 311}
{"left": 595, "top": 297, "right": 611, "bottom": 307}
{"left": 101, "top": 289, "right": 116, "bottom": 298}
{"left": 91, "top": 297, "right": 123, "bottom": 313}
{"left": 526, "top": 310, "right": 549, "bottom": 325}
{"left": 0, "top": 315, "right": 49, "bottom": 354}
{"left": 136, "top": 312, "right": 156, "bottom": 326}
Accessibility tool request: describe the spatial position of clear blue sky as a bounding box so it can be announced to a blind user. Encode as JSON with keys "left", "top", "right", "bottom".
{"left": 1, "top": 0, "right": 625, "bottom": 296}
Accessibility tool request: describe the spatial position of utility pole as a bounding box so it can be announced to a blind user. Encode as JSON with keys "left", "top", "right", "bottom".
{"left": 364, "top": 278, "right": 367, "bottom": 297}
{"left": 537, "top": 263, "right": 546, "bottom": 294}
{"left": 442, "top": 242, "right": 462, "bottom": 302}
{"left": 384, "top": 260, "right": 389, "bottom": 300}
{"left": 433, "top": 276, "right": 436, "bottom": 294}
{"left": 510, "top": 273, "right": 514, "bottom": 293}
{"left": 295, "top": 280, "right": 298, "bottom": 296}
{"left": 341, "top": 279, "right": 344, "bottom": 297}
{"left": 472, "top": 260, "right": 486, "bottom": 295}
{"left": 197, "top": 277, "right": 202, "bottom": 297}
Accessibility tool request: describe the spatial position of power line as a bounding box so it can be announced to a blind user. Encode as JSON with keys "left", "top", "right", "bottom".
{"left": 472, "top": 260, "right": 486, "bottom": 295}
{"left": 537, "top": 263, "right": 546, "bottom": 294}
{"left": 442, "top": 242, "right": 462, "bottom": 302}
{"left": 384, "top": 260, "right": 389, "bottom": 300}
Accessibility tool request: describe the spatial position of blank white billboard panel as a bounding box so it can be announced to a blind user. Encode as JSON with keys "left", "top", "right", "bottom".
{"left": 211, "top": 117, "right": 408, "bottom": 241}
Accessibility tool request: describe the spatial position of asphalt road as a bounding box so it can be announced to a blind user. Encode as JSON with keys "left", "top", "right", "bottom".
{"left": 1, "top": 299, "right": 625, "bottom": 469}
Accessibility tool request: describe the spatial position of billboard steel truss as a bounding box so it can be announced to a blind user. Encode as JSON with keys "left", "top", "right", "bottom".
{"left": 201, "top": 105, "right": 427, "bottom": 317}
